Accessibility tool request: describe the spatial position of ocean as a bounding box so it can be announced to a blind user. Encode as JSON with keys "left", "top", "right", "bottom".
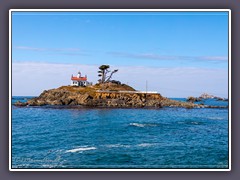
{"left": 11, "top": 97, "right": 229, "bottom": 169}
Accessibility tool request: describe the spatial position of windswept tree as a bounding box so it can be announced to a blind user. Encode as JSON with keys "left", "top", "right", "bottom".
{"left": 98, "top": 65, "right": 118, "bottom": 83}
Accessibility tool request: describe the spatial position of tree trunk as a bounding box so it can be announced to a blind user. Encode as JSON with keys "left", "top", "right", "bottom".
{"left": 101, "top": 70, "right": 105, "bottom": 83}
{"left": 106, "top": 71, "right": 114, "bottom": 82}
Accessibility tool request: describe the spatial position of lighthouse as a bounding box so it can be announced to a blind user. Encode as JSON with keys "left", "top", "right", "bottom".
{"left": 70, "top": 71, "right": 91, "bottom": 87}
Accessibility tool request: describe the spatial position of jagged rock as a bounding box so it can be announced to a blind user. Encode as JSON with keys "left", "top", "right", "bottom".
{"left": 199, "top": 93, "right": 227, "bottom": 101}
{"left": 75, "top": 94, "right": 92, "bottom": 104}
{"left": 14, "top": 101, "right": 28, "bottom": 106}
{"left": 145, "top": 100, "right": 162, "bottom": 108}
{"left": 187, "top": 96, "right": 202, "bottom": 102}
{"left": 216, "top": 97, "right": 228, "bottom": 101}
{"left": 199, "top": 93, "right": 215, "bottom": 99}
{"left": 51, "top": 100, "right": 63, "bottom": 105}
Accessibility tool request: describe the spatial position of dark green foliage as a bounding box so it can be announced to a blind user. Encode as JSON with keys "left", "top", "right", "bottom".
{"left": 98, "top": 64, "right": 118, "bottom": 83}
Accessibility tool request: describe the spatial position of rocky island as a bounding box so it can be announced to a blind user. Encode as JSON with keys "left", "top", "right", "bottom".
{"left": 14, "top": 65, "right": 228, "bottom": 109}
{"left": 14, "top": 82, "right": 227, "bottom": 109}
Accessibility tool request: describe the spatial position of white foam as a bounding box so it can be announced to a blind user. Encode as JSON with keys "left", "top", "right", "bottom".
{"left": 106, "top": 143, "right": 156, "bottom": 148}
{"left": 42, "top": 164, "right": 55, "bottom": 168}
{"left": 130, "top": 123, "right": 157, "bottom": 127}
{"left": 130, "top": 123, "right": 145, "bottom": 127}
{"left": 105, "top": 144, "right": 131, "bottom": 148}
{"left": 137, "top": 143, "right": 156, "bottom": 147}
{"left": 208, "top": 117, "right": 224, "bottom": 120}
{"left": 66, "top": 147, "right": 96, "bottom": 153}
{"left": 191, "top": 122, "right": 200, "bottom": 125}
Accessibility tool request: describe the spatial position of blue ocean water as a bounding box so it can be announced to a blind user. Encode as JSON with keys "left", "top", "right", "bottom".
{"left": 12, "top": 97, "right": 229, "bottom": 169}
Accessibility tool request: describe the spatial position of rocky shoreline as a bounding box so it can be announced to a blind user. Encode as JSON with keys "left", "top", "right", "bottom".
{"left": 14, "top": 83, "right": 228, "bottom": 109}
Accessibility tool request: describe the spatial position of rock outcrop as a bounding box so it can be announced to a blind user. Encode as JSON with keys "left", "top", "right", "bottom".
{"left": 199, "top": 93, "right": 228, "bottom": 101}
{"left": 199, "top": 93, "right": 215, "bottom": 99}
{"left": 186, "top": 96, "right": 202, "bottom": 103}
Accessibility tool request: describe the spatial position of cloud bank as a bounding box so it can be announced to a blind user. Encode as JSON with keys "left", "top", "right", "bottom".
{"left": 14, "top": 46, "right": 88, "bottom": 56}
{"left": 108, "top": 52, "right": 228, "bottom": 62}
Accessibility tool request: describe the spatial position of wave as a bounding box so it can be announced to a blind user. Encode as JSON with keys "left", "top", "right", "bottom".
{"left": 130, "top": 123, "right": 158, "bottom": 127}
{"left": 189, "top": 121, "right": 200, "bottom": 125}
{"left": 42, "top": 164, "right": 56, "bottom": 168}
{"left": 137, "top": 143, "right": 157, "bottom": 147}
{"left": 208, "top": 117, "right": 224, "bottom": 120}
{"left": 105, "top": 144, "right": 131, "bottom": 148}
{"left": 105, "top": 143, "right": 157, "bottom": 149}
{"left": 178, "top": 121, "right": 202, "bottom": 125}
{"left": 66, "top": 147, "right": 96, "bottom": 153}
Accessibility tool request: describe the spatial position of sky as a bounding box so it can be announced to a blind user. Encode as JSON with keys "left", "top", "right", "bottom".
{"left": 11, "top": 11, "right": 229, "bottom": 97}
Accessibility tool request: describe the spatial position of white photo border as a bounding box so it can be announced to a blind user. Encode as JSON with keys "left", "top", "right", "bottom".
{"left": 9, "top": 9, "right": 231, "bottom": 171}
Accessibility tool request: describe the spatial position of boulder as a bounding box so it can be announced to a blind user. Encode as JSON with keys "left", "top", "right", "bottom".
{"left": 199, "top": 93, "right": 215, "bottom": 99}
{"left": 14, "top": 101, "right": 28, "bottom": 106}
{"left": 187, "top": 96, "right": 202, "bottom": 102}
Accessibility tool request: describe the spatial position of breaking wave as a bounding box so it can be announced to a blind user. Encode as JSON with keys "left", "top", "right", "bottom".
{"left": 137, "top": 143, "right": 157, "bottom": 147}
{"left": 129, "top": 123, "right": 158, "bottom": 127}
{"left": 208, "top": 117, "right": 224, "bottom": 120}
{"left": 66, "top": 147, "right": 96, "bottom": 153}
{"left": 105, "top": 143, "right": 158, "bottom": 149}
{"left": 105, "top": 144, "right": 131, "bottom": 148}
{"left": 178, "top": 121, "right": 203, "bottom": 125}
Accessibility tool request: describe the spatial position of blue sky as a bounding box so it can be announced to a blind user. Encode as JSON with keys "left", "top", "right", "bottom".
{"left": 12, "top": 11, "right": 229, "bottom": 97}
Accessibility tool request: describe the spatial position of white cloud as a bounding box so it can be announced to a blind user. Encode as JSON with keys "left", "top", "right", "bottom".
{"left": 108, "top": 52, "right": 228, "bottom": 62}
{"left": 14, "top": 46, "right": 88, "bottom": 56}
{"left": 15, "top": 46, "right": 82, "bottom": 52}
{"left": 12, "top": 62, "right": 228, "bottom": 98}
{"left": 12, "top": 62, "right": 98, "bottom": 96}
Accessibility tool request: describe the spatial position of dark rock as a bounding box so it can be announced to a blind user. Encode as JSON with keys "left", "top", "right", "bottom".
{"left": 186, "top": 96, "right": 202, "bottom": 102}
{"left": 110, "top": 80, "right": 121, "bottom": 85}
{"left": 14, "top": 101, "right": 28, "bottom": 106}
{"left": 216, "top": 97, "right": 227, "bottom": 101}
{"left": 205, "top": 105, "right": 228, "bottom": 109}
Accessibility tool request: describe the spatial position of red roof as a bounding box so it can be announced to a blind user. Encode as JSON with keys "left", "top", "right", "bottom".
{"left": 71, "top": 77, "right": 87, "bottom": 81}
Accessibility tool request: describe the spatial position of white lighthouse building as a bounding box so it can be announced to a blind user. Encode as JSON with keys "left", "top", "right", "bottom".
{"left": 71, "top": 71, "right": 91, "bottom": 86}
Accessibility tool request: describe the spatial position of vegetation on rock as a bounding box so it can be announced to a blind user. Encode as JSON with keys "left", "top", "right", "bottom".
{"left": 98, "top": 65, "right": 118, "bottom": 84}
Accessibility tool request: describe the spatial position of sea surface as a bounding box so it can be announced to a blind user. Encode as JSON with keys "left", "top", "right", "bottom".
{"left": 11, "top": 97, "right": 229, "bottom": 169}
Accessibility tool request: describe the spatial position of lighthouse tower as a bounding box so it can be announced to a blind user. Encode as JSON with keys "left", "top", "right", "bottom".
{"left": 77, "top": 71, "right": 81, "bottom": 78}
